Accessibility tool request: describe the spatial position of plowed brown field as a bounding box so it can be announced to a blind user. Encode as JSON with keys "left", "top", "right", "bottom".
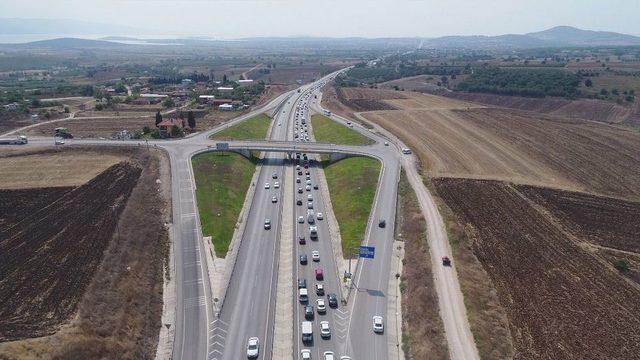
{"left": 364, "top": 107, "right": 640, "bottom": 199}
{"left": 434, "top": 178, "right": 640, "bottom": 360}
{"left": 0, "top": 163, "right": 141, "bottom": 341}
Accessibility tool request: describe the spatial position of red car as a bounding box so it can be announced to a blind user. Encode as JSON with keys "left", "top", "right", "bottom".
{"left": 315, "top": 268, "right": 324, "bottom": 281}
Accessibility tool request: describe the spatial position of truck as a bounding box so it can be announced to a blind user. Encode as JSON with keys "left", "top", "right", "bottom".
{"left": 0, "top": 135, "right": 28, "bottom": 145}
{"left": 301, "top": 321, "right": 313, "bottom": 344}
{"left": 309, "top": 225, "right": 318, "bottom": 240}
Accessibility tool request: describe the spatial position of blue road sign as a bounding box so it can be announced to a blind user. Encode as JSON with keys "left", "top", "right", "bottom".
{"left": 359, "top": 246, "right": 375, "bottom": 259}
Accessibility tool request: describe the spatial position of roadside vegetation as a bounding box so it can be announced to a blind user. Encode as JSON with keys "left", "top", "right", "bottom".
{"left": 209, "top": 113, "right": 271, "bottom": 141}
{"left": 396, "top": 171, "right": 449, "bottom": 359}
{"left": 322, "top": 156, "right": 380, "bottom": 254}
{"left": 310, "top": 114, "right": 374, "bottom": 145}
{"left": 192, "top": 152, "right": 257, "bottom": 257}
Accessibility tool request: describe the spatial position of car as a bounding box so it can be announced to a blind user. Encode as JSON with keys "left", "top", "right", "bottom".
{"left": 306, "top": 180, "right": 312, "bottom": 186}
{"left": 298, "top": 171, "right": 303, "bottom": 176}
{"left": 313, "top": 184, "right": 319, "bottom": 190}
{"left": 305, "top": 170, "right": 310, "bottom": 175}
{"left": 264, "top": 182, "right": 270, "bottom": 189}
{"left": 298, "top": 216, "right": 304, "bottom": 223}
{"left": 384, "top": 141, "right": 389, "bottom": 146}
{"left": 317, "top": 212, "right": 323, "bottom": 220}
{"left": 312, "top": 250, "right": 320, "bottom": 262}
{"left": 401, "top": 148, "right": 412, "bottom": 154}
{"left": 298, "top": 278, "right": 307, "bottom": 289}
{"left": 296, "top": 177, "right": 301, "bottom": 183}
{"left": 272, "top": 196, "right": 278, "bottom": 203}
{"left": 299, "top": 288, "right": 308, "bottom": 303}
{"left": 304, "top": 305, "right": 314, "bottom": 320}
{"left": 340, "top": 357, "right": 352, "bottom": 360}
{"left": 272, "top": 172, "right": 278, "bottom": 179}
{"left": 378, "top": 219, "right": 386, "bottom": 228}
{"left": 315, "top": 268, "right": 324, "bottom": 280}
{"left": 246, "top": 337, "right": 259, "bottom": 358}
{"left": 274, "top": 181, "right": 280, "bottom": 189}
{"left": 306, "top": 174, "right": 311, "bottom": 180}
{"left": 306, "top": 185, "right": 311, "bottom": 191}
{"left": 297, "top": 199, "right": 303, "bottom": 206}
{"left": 299, "top": 235, "right": 306, "bottom": 244}
{"left": 264, "top": 219, "right": 271, "bottom": 230}
{"left": 301, "top": 349, "right": 312, "bottom": 360}
{"left": 308, "top": 214, "right": 315, "bottom": 224}
{"left": 442, "top": 256, "right": 452, "bottom": 266}
{"left": 373, "top": 315, "right": 384, "bottom": 333}
{"left": 54, "top": 139, "right": 65, "bottom": 145}
{"left": 323, "top": 351, "right": 335, "bottom": 360}
{"left": 307, "top": 202, "right": 314, "bottom": 209}
{"left": 307, "top": 194, "right": 313, "bottom": 201}
{"left": 300, "top": 254, "right": 308, "bottom": 265}
{"left": 327, "top": 293, "right": 338, "bottom": 308}
{"left": 317, "top": 298, "right": 327, "bottom": 314}
{"left": 298, "top": 187, "right": 304, "bottom": 194}
{"left": 296, "top": 165, "right": 301, "bottom": 170}
{"left": 320, "top": 321, "right": 331, "bottom": 338}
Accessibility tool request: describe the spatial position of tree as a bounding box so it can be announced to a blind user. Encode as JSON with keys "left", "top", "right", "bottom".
{"left": 155, "top": 111, "right": 162, "bottom": 127}
{"left": 162, "top": 97, "right": 175, "bottom": 108}
{"left": 115, "top": 82, "right": 127, "bottom": 93}
{"left": 584, "top": 79, "right": 593, "bottom": 87}
{"left": 223, "top": 74, "right": 228, "bottom": 84}
{"left": 170, "top": 125, "right": 184, "bottom": 137}
{"left": 187, "top": 111, "right": 196, "bottom": 129}
{"left": 600, "top": 88, "right": 609, "bottom": 96}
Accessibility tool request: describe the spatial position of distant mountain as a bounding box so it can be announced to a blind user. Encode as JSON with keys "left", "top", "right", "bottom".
{"left": 527, "top": 26, "right": 640, "bottom": 46}
{"left": 422, "top": 26, "right": 640, "bottom": 49}
{"left": 18, "top": 37, "right": 127, "bottom": 49}
{"left": 0, "top": 18, "right": 141, "bottom": 35}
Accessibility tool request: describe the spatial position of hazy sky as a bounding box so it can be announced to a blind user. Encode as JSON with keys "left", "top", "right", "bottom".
{"left": 1, "top": 0, "right": 639, "bottom": 38}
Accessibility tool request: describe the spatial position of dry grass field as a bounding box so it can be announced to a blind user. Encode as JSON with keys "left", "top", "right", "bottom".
{"left": 363, "top": 107, "right": 640, "bottom": 200}
{"left": 0, "top": 151, "right": 125, "bottom": 189}
{"left": 25, "top": 116, "right": 154, "bottom": 138}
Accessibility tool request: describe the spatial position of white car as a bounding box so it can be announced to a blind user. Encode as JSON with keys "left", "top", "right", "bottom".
{"left": 301, "top": 349, "right": 312, "bottom": 359}
{"left": 274, "top": 181, "right": 280, "bottom": 189}
{"left": 317, "top": 298, "right": 326, "bottom": 314}
{"left": 264, "top": 182, "right": 270, "bottom": 189}
{"left": 312, "top": 250, "right": 320, "bottom": 262}
{"left": 323, "top": 351, "right": 335, "bottom": 360}
{"left": 317, "top": 212, "right": 323, "bottom": 220}
{"left": 271, "top": 196, "right": 278, "bottom": 203}
{"left": 306, "top": 185, "right": 311, "bottom": 191}
{"left": 340, "top": 357, "right": 352, "bottom": 360}
{"left": 373, "top": 315, "right": 384, "bottom": 333}
{"left": 54, "top": 139, "right": 65, "bottom": 145}
{"left": 306, "top": 180, "right": 312, "bottom": 186}
{"left": 298, "top": 216, "right": 305, "bottom": 224}
{"left": 246, "top": 337, "right": 259, "bottom": 358}
{"left": 320, "top": 320, "right": 331, "bottom": 338}
{"left": 307, "top": 194, "right": 313, "bottom": 201}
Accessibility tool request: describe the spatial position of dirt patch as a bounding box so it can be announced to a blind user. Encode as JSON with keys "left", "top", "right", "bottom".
{"left": 363, "top": 107, "right": 640, "bottom": 200}
{"left": 0, "top": 162, "right": 141, "bottom": 341}
{"left": 444, "top": 92, "right": 636, "bottom": 124}
{"left": 433, "top": 178, "right": 640, "bottom": 359}
{"left": 0, "top": 152, "right": 124, "bottom": 189}
{"left": 335, "top": 87, "right": 397, "bottom": 112}
{"left": 396, "top": 172, "right": 449, "bottom": 359}
{"left": 0, "top": 147, "right": 170, "bottom": 359}
{"left": 24, "top": 116, "right": 153, "bottom": 139}
{"left": 256, "top": 84, "right": 296, "bottom": 106}
{"left": 196, "top": 108, "right": 250, "bottom": 131}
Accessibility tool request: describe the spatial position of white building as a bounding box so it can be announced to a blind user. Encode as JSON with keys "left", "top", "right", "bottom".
{"left": 238, "top": 79, "right": 254, "bottom": 86}
{"left": 218, "top": 103, "right": 234, "bottom": 111}
{"left": 217, "top": 86, "right": 234, "bottom": 93}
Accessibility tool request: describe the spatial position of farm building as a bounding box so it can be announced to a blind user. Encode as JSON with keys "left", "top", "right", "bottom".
{"left": 218, "top": 103, "right": 234, "bottom": 111}
{"left": 157, "top": 118, "right": 184, "bottom": 137}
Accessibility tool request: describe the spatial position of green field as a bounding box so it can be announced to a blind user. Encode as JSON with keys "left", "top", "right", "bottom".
{"left": 323, "top": 156, "right": 381, "bottom": 255}
{"left": 192, "top": 152, "right": 256, "bottom": 257}
{"left": 210, "top": 113, "right": 271, "bottom": 140}
{"left": 311, "top": 114, "right": 374, "bottom": 145}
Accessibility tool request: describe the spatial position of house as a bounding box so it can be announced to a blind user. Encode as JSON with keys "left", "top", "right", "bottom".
{"left": 157, "top": 118, "right": 184, "bottom": 137}
{"left": 140, "top": 93, "right": 168, "bottom": 104}
{"left": 218, "top": 103, "right": 234, "bottom": 111}
{"left": 3, "top": 102, "right": 19, "bottom": 111}
{"left": 212, "top": 99, "right": 233, "bottom": 106}
{"left": 198, "top": 95, "right": 216, "bottom": 104}
{"left": 217, "top": 86, "right": 234, "bottom": 93}
{"left": 238, "top": 79, "right": 254, "bottom": 86}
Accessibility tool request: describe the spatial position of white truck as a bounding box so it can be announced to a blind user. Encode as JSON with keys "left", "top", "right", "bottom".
{"left": 0, "top": 135, "right": 28, "bottom": 145}
{"left": 301, "top": 321, "right": 313, "bottom": 344}
{"left": 309, "top": 225, "right": 318, "bottom": 240}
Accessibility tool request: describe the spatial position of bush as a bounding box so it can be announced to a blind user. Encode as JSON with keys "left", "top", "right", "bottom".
{"left": 614, "top": 259, "right": 630, "bottom": 273}
{"left": 458, "top": 67, "right": 581, "bottom": 98}
{"left": 150, "top": 129, "right": 161, "bottom": 139}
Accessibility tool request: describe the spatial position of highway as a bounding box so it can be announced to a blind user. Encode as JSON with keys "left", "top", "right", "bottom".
{"left": 9, "top": 67, "right": 480, "bottom": 360}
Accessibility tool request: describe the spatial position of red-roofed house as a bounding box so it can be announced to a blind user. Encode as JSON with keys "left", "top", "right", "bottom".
{"left": 157, "top": 118, "right": 184, "bottom": 137}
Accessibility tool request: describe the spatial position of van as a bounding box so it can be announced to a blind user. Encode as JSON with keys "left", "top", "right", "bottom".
{"left": 299, "top": 288, "right": 309, "bottom": 303}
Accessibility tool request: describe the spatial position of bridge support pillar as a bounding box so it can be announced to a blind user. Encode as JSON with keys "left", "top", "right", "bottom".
{"left": 329, "top": 152, "right": 351, "bottom": 163}
{"left": 229, "top": 149, "right": 252, "bottom": 160}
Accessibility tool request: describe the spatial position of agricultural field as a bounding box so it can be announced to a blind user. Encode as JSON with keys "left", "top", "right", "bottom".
{"left": 210, "top": 113, "right": 271, "bottom": 141}
{"left": 192, "top": 152, "right": 257, "bottom": 257}
{"left": 25, "top": 116, "right": 154, "bottom": 138}
{"left": 322, "top": 156, "right": 380, "bottom": 254}
{"left": 362, "top": 107, "right": 640, "bottom": 200}
{"left": 0, "top": 147, "right": 170, "bottom": 359}
{"left": 310, "top": 114, "right": 374, "bottom": 145}
{"left": 433, "top": 178, "right": 640, "bottom": 359}
{"left": 0, "top": 151, "right": 124, "bottom": 188}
